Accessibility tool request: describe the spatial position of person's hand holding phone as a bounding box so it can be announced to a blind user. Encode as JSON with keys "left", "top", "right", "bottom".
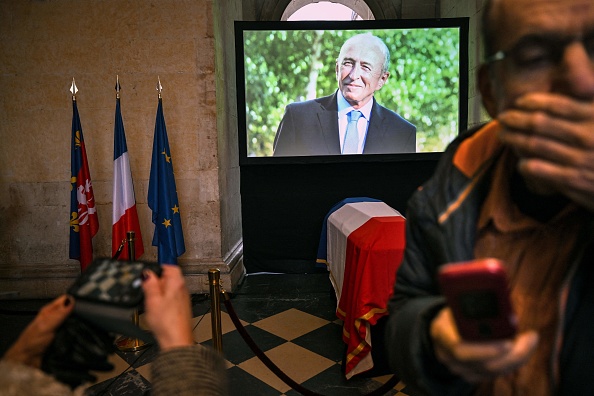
{"left": 434, "top": 259, "right": 539, "bottom": 383}
{"left": 142, "top": 264, "right": 195, "bottom": 351}
{"left": 430, "top": 307, "right": 539, "bottom": 383}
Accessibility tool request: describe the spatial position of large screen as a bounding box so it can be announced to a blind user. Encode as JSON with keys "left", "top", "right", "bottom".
{"left": 235, "top": 18, "right": 469, "bottom": 165}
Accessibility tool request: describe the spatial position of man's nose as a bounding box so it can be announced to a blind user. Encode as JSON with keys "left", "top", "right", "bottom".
{"left": 554, "top": 42, "right": 594, "bottom": 100}
{"left": 348, "top": 63, "right": 362, "bottom": 79}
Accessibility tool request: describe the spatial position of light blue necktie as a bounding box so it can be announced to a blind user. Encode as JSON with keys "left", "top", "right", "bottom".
{"left": 343, "top": 110, "right": 361, "bottom": 154}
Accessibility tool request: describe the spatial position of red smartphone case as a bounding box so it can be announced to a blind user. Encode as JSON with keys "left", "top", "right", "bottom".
{"left": 438, "top": 258, "right": 517, "bottom": 341}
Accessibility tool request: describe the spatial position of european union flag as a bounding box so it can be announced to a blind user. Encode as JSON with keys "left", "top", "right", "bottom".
{"left": 148, "top": 98, "right": 185, "bottom": 264}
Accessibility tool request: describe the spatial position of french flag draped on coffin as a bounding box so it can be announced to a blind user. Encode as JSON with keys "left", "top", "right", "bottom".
{"left": 325, "top": 201, "right": 406, "bottom": 379}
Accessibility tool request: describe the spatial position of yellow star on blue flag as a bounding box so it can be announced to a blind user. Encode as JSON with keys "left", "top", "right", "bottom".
{"left": 148, "top": 97, "right": 185, "bottom": 264}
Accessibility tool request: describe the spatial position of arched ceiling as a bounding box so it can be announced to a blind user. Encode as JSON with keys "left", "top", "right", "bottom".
{"left": 257, "top": 0, "right": 404, "bottom": 21}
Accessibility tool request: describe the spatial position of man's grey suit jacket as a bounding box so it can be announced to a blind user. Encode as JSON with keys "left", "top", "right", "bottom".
{"left": 273, "top": 92, "right": 416, "bottom": 156}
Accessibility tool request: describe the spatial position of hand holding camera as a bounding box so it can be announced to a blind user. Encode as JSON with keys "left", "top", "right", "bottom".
{"left": 41, "top": 258, "right": 162, "bottom": 388}
{"left": 141, "top": 264, "right": 195, "bottom": 351}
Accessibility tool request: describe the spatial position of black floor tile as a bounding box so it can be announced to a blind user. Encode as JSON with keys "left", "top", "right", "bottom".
{"left": 291, "top": 322, "right": 345, "bottom": 362}
{"left": 226, "top": 366, "right": 280, "bottom": 396}
{"left": 115, "top": 343, "right": 160, "bottom": 368}
{"left": 226, "top": 278, "right": 337, "bottom": 324}
{"left": 202, "top": 325, "right": 287, "bottom": 365}
{"left": 225, "top": 296, "right": 300, "bottom": 323}
{"left": 232, "top": 273, "right": 331, "bottom": 296}
{"left": 291, "top": 293, "right": 338, "bottom": 322}
{"left": 1, "top": 273, "right": 411, "bottom": 396}
{"left": 285, "top": 364, "right": 395, "bottom": 396}
{"left": 86, "top": 370, "right": 150, "bottom": 396}
{"left": 191, "top": 295, "right": 212, "bottom": 317}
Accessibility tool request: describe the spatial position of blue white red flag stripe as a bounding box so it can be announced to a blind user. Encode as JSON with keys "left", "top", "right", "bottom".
{"left": 112, "top": 97, "right": 144, "bottom": 260}
{"left": 69, "top": 99, "right": 99, "bottom": 271}
{"left": 325, "top": 202, "right": 405, "bottom": 378}
{"left": 316, "top": 197, "right": 381, "bottom": 266}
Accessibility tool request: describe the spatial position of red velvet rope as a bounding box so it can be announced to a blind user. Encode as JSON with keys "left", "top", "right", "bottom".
{"left": 222, "top": 293, "right": 399, "bottom": 396}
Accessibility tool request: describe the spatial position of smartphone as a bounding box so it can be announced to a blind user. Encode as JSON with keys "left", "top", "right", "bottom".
{"left": 438, "top": 258, "right": 517, "bottom": 341}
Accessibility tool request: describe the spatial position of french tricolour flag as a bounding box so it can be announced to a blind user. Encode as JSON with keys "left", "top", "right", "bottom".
{"left": 112, "top": 97, "right": 144, "bottom": 260}
{"left": 325, "top": 201, "right": 406, "bottom": 378}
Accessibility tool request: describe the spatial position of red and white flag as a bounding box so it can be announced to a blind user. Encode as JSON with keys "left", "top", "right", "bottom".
{"left": 112, "top": 96, "right": 144, "bottom": 260}
{"left": 69, "top": 97, "right": 99, "bottom": 271}
{"left": 326, "top": 201, "right": 406, "bottom": 378}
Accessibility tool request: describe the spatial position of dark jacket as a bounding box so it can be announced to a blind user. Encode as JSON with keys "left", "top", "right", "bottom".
{"left": 0, "top": 345, "right": 228, "bottom": 396}
{"left": 273, "top": 91, "right": 416, "bottom": 156}
{"left": 385, "top": 121, "right": 594, "bottom": 396}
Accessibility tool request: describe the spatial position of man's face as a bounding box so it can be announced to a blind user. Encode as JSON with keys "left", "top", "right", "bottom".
{"left": 481, "top": 0, "right": 594, "bottom": 116}
{"left": 335, "top": 41, "right": 389, "bottom": 109}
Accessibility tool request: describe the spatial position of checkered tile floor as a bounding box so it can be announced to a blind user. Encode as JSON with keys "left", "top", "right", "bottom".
{"left": 1, "top": 273, "right": 420, "bottom": 396}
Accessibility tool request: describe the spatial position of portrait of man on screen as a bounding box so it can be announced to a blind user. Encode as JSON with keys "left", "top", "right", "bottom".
{"left": 237, "top": 22, "right": 466, "bottom": 160}
{"left": 272, "top": 33, "right": 417, "bottom": 157}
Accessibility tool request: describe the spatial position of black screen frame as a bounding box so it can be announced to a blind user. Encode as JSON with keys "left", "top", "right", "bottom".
{"left": 235, "top": 18, "right": 469, "bottom": 166}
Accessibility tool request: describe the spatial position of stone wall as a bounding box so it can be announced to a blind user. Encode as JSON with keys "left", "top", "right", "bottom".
{"left": 0, "top": 0, "right": 485, "bottom": 298}
{"left": 0, "top": 0, "right": 245, "bottom": 298}
{"left": 441, "top": 0, "right": 491, "bottom": 126}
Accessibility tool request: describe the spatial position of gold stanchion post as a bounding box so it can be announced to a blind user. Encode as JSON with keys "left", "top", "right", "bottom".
{"left": 116, "top": 231, "right": 150, "bottom": 352}
{"left": 209, "top": 269, "right": 223, "bottom": 353}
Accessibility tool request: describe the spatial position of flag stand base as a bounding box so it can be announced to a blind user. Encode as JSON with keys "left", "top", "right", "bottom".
{"left": 115, "top": 303, "right": 151, "bottom": 352}
{"left": 116, "top": 334, "right": 151, "bottom": 352}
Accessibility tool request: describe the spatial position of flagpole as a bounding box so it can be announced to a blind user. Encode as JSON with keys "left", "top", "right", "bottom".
{"left": 148, "top": 76, "right": 186, "bottom": 264}
{"left": 157, "top": 75, "right": 162, "bottom": 99}
{"left": 69, "top": 78, "right": 99, "bottom": 270}
{"left": 112, "top": 76, "right": 149, "bottom": 352}
{"left": 70, "top": 77, "right": 78, "bottom": 102}
{"left": 111, "top": 75, "right": 145, "bottom": 260}
{"left": 116, "top": 233, "right": 150, "bottom": 352}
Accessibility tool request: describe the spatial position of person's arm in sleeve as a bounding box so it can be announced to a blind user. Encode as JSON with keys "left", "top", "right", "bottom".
{"left": 384, "top": 188, "right": 475, "bottom": 396}
{"left": 142, "top": 265, "right": 228, "bottom": 396}
{"left": 385, "top": 185, "right": 538, "bottom": 395}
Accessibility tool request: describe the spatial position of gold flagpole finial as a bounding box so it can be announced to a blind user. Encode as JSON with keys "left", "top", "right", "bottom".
{"left": 156, "top": 76, "right": 163, "bottom": 99}
{"left": 115, "top": 75, "right": 121, "bottom": 99}
{"left": 70, "top": 78, "right": 78, "bottom": 101}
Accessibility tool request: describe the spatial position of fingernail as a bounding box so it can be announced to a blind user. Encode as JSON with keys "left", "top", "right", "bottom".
{"left": 64, "top": 296, "right": 72, "bottom": 307}
{"left": 142, "top": 269, "right": 151, "bottom": 281}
